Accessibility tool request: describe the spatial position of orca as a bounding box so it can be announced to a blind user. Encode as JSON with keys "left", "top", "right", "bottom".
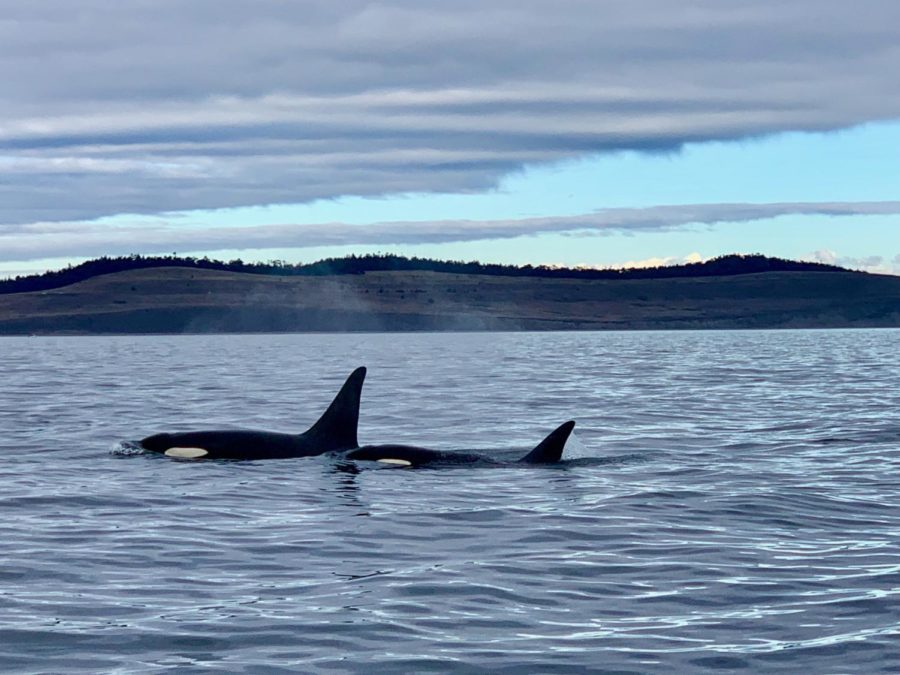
{"left": 139, "top": 367, "right": 366, "bottom": 460}
{"left": 343, "top": 420, "right": 575, "bottom": 468}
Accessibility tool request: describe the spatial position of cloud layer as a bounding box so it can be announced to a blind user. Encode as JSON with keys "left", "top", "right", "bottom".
{"left": 2, "top": 1, "right": 900, "bottom": 226}
{"left": 3, "top": 201, "right": 899, "bottom": 264}
{"left": 806, "top": 250, "right": 900, "bottom": 275}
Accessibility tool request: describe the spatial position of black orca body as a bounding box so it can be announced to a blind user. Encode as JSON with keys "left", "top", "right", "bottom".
{"left": 345, "top": 421, "right": 575, "bottom": 468}
{"left": 140, "top": 367, "right": 366, "bottom": 460}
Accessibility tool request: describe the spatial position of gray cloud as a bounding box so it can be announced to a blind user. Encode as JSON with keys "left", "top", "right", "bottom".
{"left": 2, "top": 200, "right": 899, "bottom": 263}
{"left": 1, "top": 1, "right": 900, "bottom": 225}
{"left": 807, "top": 249, "right": 900, "bottom": 275}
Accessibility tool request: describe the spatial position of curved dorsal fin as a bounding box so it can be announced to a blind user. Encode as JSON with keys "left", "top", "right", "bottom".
{"left": 519, "top": 421, "right": 575, "bottom": 464}
{"left": 304, "top": 367, "right": 366, "bottom": 449}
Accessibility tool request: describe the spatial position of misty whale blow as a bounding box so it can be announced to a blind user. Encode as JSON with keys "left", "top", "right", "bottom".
{"left": 139, "top": 367, "right": 365, "bottom": 460}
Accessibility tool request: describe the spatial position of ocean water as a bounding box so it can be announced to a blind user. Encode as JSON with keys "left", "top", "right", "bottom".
{"left": 1, "top": 330, "right": 898, "bottom": 674}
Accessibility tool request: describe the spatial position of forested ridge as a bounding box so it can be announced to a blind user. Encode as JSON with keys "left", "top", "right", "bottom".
{"left": 0, "top": 252, "right": 848, "bottom": 295}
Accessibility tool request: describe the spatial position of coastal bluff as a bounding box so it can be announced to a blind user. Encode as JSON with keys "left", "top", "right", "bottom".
{"left": 1, "top": 263, "right": 898, "bottom": 334}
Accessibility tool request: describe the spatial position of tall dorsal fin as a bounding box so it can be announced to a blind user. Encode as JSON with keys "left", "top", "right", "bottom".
{"left": 519, "top": 421, "right": 575, "bottom": 464}
{"left": 304, "top": 367, "right": 366, "bottom": 450}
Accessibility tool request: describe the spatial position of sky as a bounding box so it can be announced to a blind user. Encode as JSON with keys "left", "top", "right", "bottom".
{"left": 1, "top": 0, "right": 899, "bottom": 277}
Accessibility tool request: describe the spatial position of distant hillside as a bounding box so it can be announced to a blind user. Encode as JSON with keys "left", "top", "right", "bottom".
{"left": 0, "top": 262, "right": 897, "bottom": 334}
{"left": 0, "top": 253, "right": 846, "bottom": 296}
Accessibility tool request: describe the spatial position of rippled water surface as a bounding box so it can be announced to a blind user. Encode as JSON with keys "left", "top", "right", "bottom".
{"left": 1, "top": 330, "right": 899, "bottom": 673}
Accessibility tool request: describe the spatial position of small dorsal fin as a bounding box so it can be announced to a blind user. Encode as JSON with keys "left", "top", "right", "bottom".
{"left": 519, "top": 421, "right": 575, "bottom": 464}
{"left": 304, "top": 367, "right": 366, "bottom": 450}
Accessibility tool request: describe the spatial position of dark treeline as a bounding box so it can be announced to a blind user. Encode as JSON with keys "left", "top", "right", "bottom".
{"left": 0, "top": 252, "right": 848, "bottom": 295}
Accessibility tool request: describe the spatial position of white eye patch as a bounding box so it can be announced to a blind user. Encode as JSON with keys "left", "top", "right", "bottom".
{"left": 376, "top": 458, "right": 412, "bottom": 467}
{"left": 164, "top": 447, "right": 209, "bottom": 459}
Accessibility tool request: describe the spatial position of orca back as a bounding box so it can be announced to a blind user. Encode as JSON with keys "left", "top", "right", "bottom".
{"left": 139, "top": 366, "right": 366, "bottom": 460}
{"left": 347, "top": 420, "right": 576, "bottom": 468}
